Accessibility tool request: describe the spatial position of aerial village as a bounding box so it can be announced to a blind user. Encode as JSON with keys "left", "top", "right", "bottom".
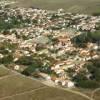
{"left": 0, "top": 1, "right": 100, "bottom": 88}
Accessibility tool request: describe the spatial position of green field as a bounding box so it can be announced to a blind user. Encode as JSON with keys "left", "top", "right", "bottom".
{"left": 14, "top": 0, "right": 100, "bottom": 14}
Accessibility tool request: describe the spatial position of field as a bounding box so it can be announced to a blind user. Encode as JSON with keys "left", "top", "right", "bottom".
{"left": 0, "top": 65, "right": 100, "bottom": 100}
{"left": 14, "top": 0, "right": 100, "bottom": 14}
{"left": 0, "top": 65, "right": 94, "bottom": 100}
{"left": 0, "top": 66, "right": 11, "bottom": 77}
{"left": 93, "top": 90, "right": 100, "bottom": 100}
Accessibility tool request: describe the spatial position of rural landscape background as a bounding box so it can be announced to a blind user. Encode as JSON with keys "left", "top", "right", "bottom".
{"left": 15, "top": 0, "right": 100, "bottom": 14}
{"left": 0, "top": 0, "right": 100, "bottom": 100}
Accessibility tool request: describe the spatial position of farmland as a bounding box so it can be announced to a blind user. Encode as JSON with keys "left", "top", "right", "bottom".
{"left": 0, "top": 66, "right": 92, "bottom": 100}
{"left": 14, "top": 0, "right": 100, "bottom": 14}
{"left": 0, "top": 66, "right": 100, "bottom": 100}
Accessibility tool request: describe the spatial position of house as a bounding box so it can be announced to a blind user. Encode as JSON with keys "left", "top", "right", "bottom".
{"left": 0, "top": 54, "right": 4, "bottom": 58}
{"left": 67, "top": 81, "right": 74, "bottom": 88}
{"left": 14, "top": 65, "right": 20, "bottom": 71}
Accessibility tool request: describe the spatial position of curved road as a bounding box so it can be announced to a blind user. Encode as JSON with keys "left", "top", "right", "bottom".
{"left": 91, "top": 88, "right": 100, "bottom": 100}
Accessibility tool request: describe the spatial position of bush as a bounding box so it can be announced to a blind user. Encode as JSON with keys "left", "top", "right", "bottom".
{"left": 87, "top": 59, "right": 100, "bottom": 81}
{"left": 76, "top": 80, "right": 100, "bottom": 89}
{"left": 73, "top": 58, "right": 100, "bottom": 88}
{"left": 22, "top": 65, "right": 38, "bottom": 76}
{"left": 73, "top": 72, "right": 87, "bottom": 82}
{"left": 72, "top": 30, "right": 100, "bottom": 48}
{"left": 92, "top": 13, "right": 100, "bottom": 16}
{"left": 40, "top": 64, "right": 52, "bottom": 74}
{"left": 15, "top": 56, "right": 34, "bottom": 65}
{"left": 0, "top": 42, "right": 18, "bottom": 52}
{"left": 0, "top": 54, "right": 13, "bottom": 64}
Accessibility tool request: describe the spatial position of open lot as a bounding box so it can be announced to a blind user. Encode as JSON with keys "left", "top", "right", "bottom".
{"left": 14, "top": 0, "right": 100, "bottom": 14}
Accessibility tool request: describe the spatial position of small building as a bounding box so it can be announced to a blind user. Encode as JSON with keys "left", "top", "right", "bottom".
{"left": 67, "top": 81, "right": 74, "bottom": 88}
{"left": 14, "top": 65, "right": 20, "bottom": 71}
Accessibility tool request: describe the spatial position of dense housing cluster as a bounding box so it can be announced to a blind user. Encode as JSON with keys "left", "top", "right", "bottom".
{"left": 0, "top": 1, "right": 100, "bottom": 88}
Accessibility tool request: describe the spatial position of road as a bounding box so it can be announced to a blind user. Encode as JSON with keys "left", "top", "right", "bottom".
{"left": 91, "top": 88, "right": 100, "bottom": 100}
